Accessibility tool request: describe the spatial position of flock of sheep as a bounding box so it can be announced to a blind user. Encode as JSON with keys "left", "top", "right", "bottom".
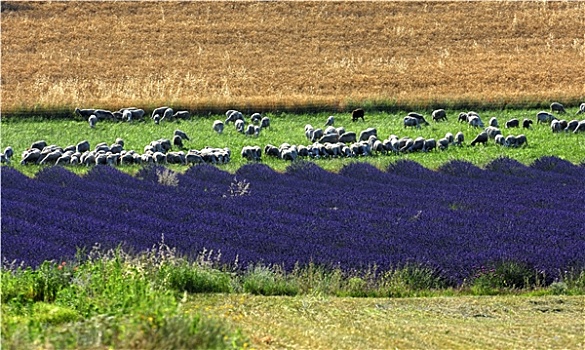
{"left": 1, "top": 102, "right": 584, "bottom": 166}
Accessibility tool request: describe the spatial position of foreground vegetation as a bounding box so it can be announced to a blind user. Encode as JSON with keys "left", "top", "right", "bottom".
{"left": 2, "top": 1, "right": 584, "bottom": 114}
{"left": 2, "top": 108, "right": 585, "bottom": 177}
{"left": 2, "top": 244, "right": 584, "bottom": 349}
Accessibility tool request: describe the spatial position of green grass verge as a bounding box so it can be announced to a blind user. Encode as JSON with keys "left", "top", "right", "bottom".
{"left": 2, "top": 243, "right": 584, "bottom": 349}
{"left": 2, "top": 108, "right": 585, "bottom": 177}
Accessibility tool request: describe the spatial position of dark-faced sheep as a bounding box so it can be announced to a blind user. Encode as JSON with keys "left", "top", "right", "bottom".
{"left": 153, "top": 114, "right": 161, "bottom": 124}
{"left": 245, "top": 124, "right": 256, "bottom": 137}
{"left": 564, "top": 120, "right": 579, "bottom": 132}
{"left": 504, "top": 135, "right": 517, "bottom": 148}
{"left": 152, "top": 106, "right": 170, "bottom": 119}
{"left": 1, "top": 146, "right": 13, "bottom": 164}
{"left": 20, "top": 149, "right": 42, "bottom": 165}
{"left": 550, "top": 102, "right": 566, "bottom": 114}
{"left": 352, "top": 108, "right": 365, "bottom": 122}
{"left": 174, "top": 129, "right": 190, "bottom": 141}
{"left": 213, "top": 120, "right": 224, "bottom": 134}
{"left": 470, "top": 131, "right": 488, "bottom": 146}
{"left": 407, "top": 112, "right": 430, "bottom": 125}
{"left": 225, "top": 110, "right": 244, "bottom": 124}
{"left": 75, "top": 108, "right": 95, "bottom": 118}
{"left": 522, "top": 119, "right": 533, "bottom": 129}
{"left": 88, "top": 115, "right": 98, "bottom": 128}
{"left": 173, "top": 135, "right": 184, "bottom": 149}
{"left": 235, "top": 119, "right": 245, "bottom": 133}
{"left": 576, "top": 103, "right": 585, "bottom": 115}
{"left": 454, "top": 131, "right": 464, "bottom": 146}
{"left": 311, "top": 128, "right": 324, "bottom": 142}
{"left": 241, "top": 146, "right": 262, "bottom": 161}
{"left": 162, "top": 108, "right": 174, "bottom": 122}
{"left": 403, "top": 116, "right": 420, "bottom": 128}
{"left": 173, "top": 111, "right": 190, "bottom": 119}
{"left": 550, "top": 119, "right": 562, "bottom": 133}
{"left": 423, "top": 138, "right": 436, "bottom": 152}
{"left": 494, "top": 134, "right": 505, "bottom": 146}
{"left": 468, "top": 116, "right": 484, "bottom": 128}
{"left": 458, "top": 112, "right": 468, "bottom": 123}
{"left": 93, "top": 109, "right": 115, "bottom": 121}
{"left": 432, "top": 109, "right": 448, "bottom": 122}
{"left": 319, "top": 133, "right": 339, "bottom": 144}
{"left": 260, "top": 117, "right": 270, "bottom": 129}
{"left": 489, "top": 117, "right": 499, "bottom": 127}
{"left": 484, "top": 126, "right": 502, "bottom": 139}
{"left": 574, "top": 120, "right": 585, "bottom": 133}
{"left": 537, "top": 111, "right": 556, "bottom": 124}
{"left": 325, "top": 115, "right": 335, "bottom": 126}
{"left": 505, "top": 118, "right": 519, "bottom": 128}
{"left": 445, "top": 132, "right": 454, "bottom": 144}
{"left": 515, "top": 134, "right": 528, "bottom": 147}
{"left": 250, "top": 113, "right": 262, "bottom": 124}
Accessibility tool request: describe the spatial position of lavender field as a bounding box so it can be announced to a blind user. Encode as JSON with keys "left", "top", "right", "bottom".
{"left": 2, "top": 157, "right": 584, "bottom": 284}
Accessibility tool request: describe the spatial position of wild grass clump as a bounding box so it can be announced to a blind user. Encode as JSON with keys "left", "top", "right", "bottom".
{"left": 1, "top": 242, "right": 247, "bottom": 350}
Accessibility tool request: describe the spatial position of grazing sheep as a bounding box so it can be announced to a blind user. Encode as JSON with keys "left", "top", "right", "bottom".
{"left": 576, "top": 103, "right": 585, "bottom": 115}
{"left": 319, "top": 133, "right": 339, "bottom": 144}
{"left": 109, "top": 143, "right": 123, "bottom": 154}
{"left": 225, "top": 110, "right": 244, "bottom": 124}
{"left": 305, "top": 124, "right": 314, "bottom": 141}
{"left": 152, "top": 106, "right": 170, "bottom": 119}
{"left": 454, "top": 132, "right": 464, "bottom": 146}
{"left": 445, "top": 132, "right": 454, "bottom": 144}
{"left": 250, "top": 113, "right": 262, "bottom": 124}
{"left": 564, "top": 120, "right": 580, "bottom": 132}
{"left": 468, "top": 116, "right": 484, "bottom": 128}
{"left": 241, "top": 146, "right": 262, "bottom": 161}
{"left": 120, "top": 152, "right": 136, "bottom": 165}
{"left": 153, "top": 114, "right": 161, "bottom": 124}
{"left": 264, "top": 144, "right": 280, "bottom": 157}
{"left": 399, "top": 138, "right": 414, "bottom": 153}
{"left": 352, "top": 108, "right": 365, "bottom": 122}
{"left": 93, "top": 109, "right": 115, "bottom": 120}
{"left": 254, "top": 125, "right": 261, "bottom": 137}
{"left": 167, "top": 151, "right": 186, "bottom": 165}
{"left": 260, "top": 117, "right": 271, "bottom": 129}
{"left": 489, "top": 117, "right": 499, "bottom": 127}
{"left": 407, "top": 112, "right": 430, "bottom": 125}
{"left": 186, "top": 151, "right": 204, "bottom": 165}
{"left": 325, "top": 115, "right": 335, "bottom": 126}
{"left": 173, "top": 135, "right": 184, "bottom": 149}
{"left": 423, "top": 138, "right": 436, "bottom": 152}
{"left": 470, "top": 131, "right": 488, "bottom": 146}
{"left": 159, "top": 139, "right": 172, "bottom": 153}
{"left": 504, "top": 135, "right": 517, "bottom": 147}
{"left": 515, "top": 134, "right": 528, "bottom": 147}
{"left": 1, "top": 146, "right": 13, "bottom": 164}
{"left": 536, "top": 111, "right": 556, "bottom": 124}
{"left": 403, "top": 116, "right": 420, "bottom": 128}
{"left": 432, "top": 109, "right": 448, "bottom": 122}
{"left": 438, "top": 138, "right": 450, "bottom": 151}
{"left": 172, "top": 111, "right": 190, "bottom": 119}
{"left": 153, "top": 152, "right": 167, "bottom": 164}
{"left": 458, "top": 112, "right": 468, "bottom": 123}
{"left": 311, "top": 128, "right": 324, "bottom": 142}
{"left": 551, "top": 120, "right": 562, "bottom": 133}
{"left": 359, "top": 128, "right": 377, "bottom": 141}
{"left": 20, "top": 148, "right": 42, "bottom": 165}
{"left": 336, "top": 127, "right": 346, "bottom": 136}
{"left": 409, "top": 137, "right": 425, "bottom": 152}
{"left": 522, "top": 119, "right": 533, "bottom": 129}
{"left": 162, "top": 108, "right": 174, "bottom": 122}
{"left": 494, "top": 134, "right": 505, "bottom": 146}
{"left": 574, "top": 120, "right": 585, "bottom": 133}
{"left": 297, "top": 145, "right": 310, "bottom": 157}
{"left": 484, "top": 126, "right": 502, "bottom": 139}
{"left": 324, "top": 126, "right": 338, "bottom": 136}
{"left": 505, "top": 118, "right": 519, "bottom": 128}
{"left": 174, "top": 129, "right": 190, "bottom": 141}
{"left": 245, "top": 124, "right": 256, "bottom": 137}
{"left": 74, "top": 108, "right": 95, "bottom": 118}
{"left": 559, "top": 120, "right": 568, "bottom": 130}
{"left": 338, "top": 132, "right": 357, "bottom": 143}
{"left": 213, "top": 120, "right": 225, "bottom": 134}
{"left": 122, "top": 109, "right": 133, "bottom": 122}
{"left": 30, "top": 140, "right": 47, "bottom": 151}
{"left": 550, "top": 102, "right": 566, "bottom": 114}
{"left": 88, "top": 115, "right": 98, "bottom": 128}
{"left": 235, "top": 119, "right": 245, "bottom": 133}
{"left": 39, "top": 150, "right": 63, "bottom": 165}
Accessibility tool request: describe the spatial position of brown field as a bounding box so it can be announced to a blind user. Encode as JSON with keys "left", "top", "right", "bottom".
{"left": 1, "top": 1, "right": 585, "bottom": 114}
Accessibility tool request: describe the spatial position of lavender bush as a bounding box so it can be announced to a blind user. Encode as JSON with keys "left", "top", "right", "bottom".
{"left": 2, "top": 157, "right": 584, "bottom": 285}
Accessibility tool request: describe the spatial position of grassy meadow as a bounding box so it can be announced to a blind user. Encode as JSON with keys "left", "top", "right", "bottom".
{"left": 1, "top": 1, "right": 584, "bottom": 114}
{"left": 2, "top": 108, "right": 585, "bottom": 176}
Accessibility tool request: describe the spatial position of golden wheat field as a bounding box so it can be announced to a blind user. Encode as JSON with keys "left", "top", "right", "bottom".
{"left": 1, "top": 1, "right": 585, "bottom": 114}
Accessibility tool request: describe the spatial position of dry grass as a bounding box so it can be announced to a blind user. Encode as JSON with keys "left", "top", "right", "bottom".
{"left": 189, "top": 294, "right": 585, "bottom": 350}
{"left": 2, "top": 1, "right": 585, "bottom": 114}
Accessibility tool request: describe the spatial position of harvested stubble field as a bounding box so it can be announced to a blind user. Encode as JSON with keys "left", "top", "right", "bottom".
{"left": 1, "top": 1, "right": 585, "bottom": 115}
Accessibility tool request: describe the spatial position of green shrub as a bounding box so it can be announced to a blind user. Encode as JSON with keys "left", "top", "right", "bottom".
{"left": 243, "top": 265, "right": 299, "bottom": 296}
